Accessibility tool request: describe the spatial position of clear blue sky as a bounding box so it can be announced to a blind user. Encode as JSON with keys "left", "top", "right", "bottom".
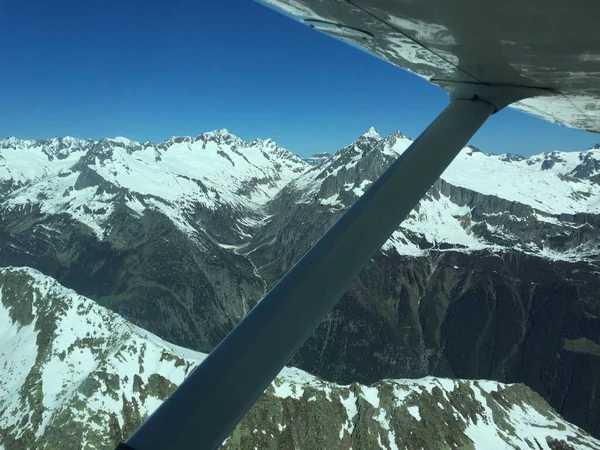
{"left": 1, "top": 0, "right": 598, "bottom": 157}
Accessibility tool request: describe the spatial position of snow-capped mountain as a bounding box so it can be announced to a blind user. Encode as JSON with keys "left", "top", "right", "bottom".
{"left": 0, "top": 130, "right": 308, "bottom": 241}
{"left": 302, "top": 152, "right": 332, "bottom": 166}
{"left": 1, "top": 267, "right": 599, "bottom": 450}
{"left": 0, "top": 130, "right": 309, "bottom": 355}
{"left": 1, "top": 128, "right": 599, "bottom": 441}
{"left": 519, "top": 144, "right": 600, "bottom": 180}
{"left": 2, "top": 129, "right": 598, "bottom": 258}
{"left": 261, "top": 128, "right": 600, "bottom": 263}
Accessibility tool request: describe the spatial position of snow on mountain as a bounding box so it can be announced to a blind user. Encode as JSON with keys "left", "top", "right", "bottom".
{"left": 0, "top": 137, "right": 89, "bottom": 186}
{"left": 278, "top": 128, "right": 600, "bottom": 261}
{"left": 3, "top": 128, "right": 597, "bottom": 255}
{"left": 1, "top": 266, "right": 599, "bottom": 450}
{"left": 362, "top": 125, "right": 381, "bottom": 139}
{"left": 443, "top": 147, "right": 600, "bottom": 215}
{"left": 515, "top": 146, "right": 600, "bottom": 180}
{"left": 303, "top": 152, "right": 332, "bottom": 166}
{"left": 291, "top": 128, "right": 413, "bottom": 202}
{"left": 0, "top": 131, "right": 309, "bottom": 240}
{"left": 293, "top": 130, "right": 600, "bottom": 214}
{"left": 1, "top": 128, "right": 598, "bottom": 446}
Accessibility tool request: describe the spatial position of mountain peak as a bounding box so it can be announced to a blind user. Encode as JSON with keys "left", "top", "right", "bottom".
{"left": 205, "top": 128, "right": 232, "bottom": 138}
{"left": 250, "top": 136, "right": 277, "bottom": 147}
{"left": 198, "top": 128, "right": 242, "bottom": 146}
{"left": 362, "top": 126, "right": 381, "bottom": 140}
{"left": 109, "top": 136, "right": 133, "bottom": 146}
{"left": 0, "top": 137, "right": 22, "bottom": 147}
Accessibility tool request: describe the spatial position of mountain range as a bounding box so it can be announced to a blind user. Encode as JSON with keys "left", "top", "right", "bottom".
{"left": 1, "top": 267, "right": 599, "bottom": 449}
{"left": 0, "top": 127, "right": 599, "bottom": 447}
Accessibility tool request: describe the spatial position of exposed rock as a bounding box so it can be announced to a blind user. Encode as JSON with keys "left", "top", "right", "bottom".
{"left": 1, "top": 268, "right": 598, "bottom": 450}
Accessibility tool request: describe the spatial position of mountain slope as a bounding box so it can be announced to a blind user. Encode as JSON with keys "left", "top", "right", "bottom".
{"left": 0, "top": 131, "right": 308, "bottom": 352}
{"left": 1, "top": 267, "right": 599, "bottom": 450}
{"left": 1, "top": 129, "right": 599, "bottom": 439}
{"left": 248, "top": 129, "right": 600, "bottom": 273}
{"left": 244, "top": 128, "right": 600, "bottom": 437}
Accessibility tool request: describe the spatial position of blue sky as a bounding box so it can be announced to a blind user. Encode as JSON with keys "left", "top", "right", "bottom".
{"left": 1, "top": 0, "right": 598, "bottom": 157}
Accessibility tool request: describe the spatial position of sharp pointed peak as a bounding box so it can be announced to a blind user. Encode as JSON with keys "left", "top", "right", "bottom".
{"left": 361, "top": 126, "right": 381, "bottom": 140}
{"left": 108, "top": 136, "right": 133, "bottom": 145}
{"left": 197, "top": 128, "right": 243, "bottom": 144}
{"left": 205, "top": 128, "right": 232, "bottom": 137}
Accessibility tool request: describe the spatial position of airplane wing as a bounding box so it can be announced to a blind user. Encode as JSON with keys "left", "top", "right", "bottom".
{"left": 261, "top": 0, "right": 600, "bottom": 132}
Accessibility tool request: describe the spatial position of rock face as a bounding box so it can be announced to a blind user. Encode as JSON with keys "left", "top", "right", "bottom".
{"left": 0, "top": 128, "right": 599, "bottom": 441}
{"left": 286, "top": 252, "right": 600, "bottom": 437}
{"left": 246, "top": 129, "right": 600, "bottom": 437}
{"left": 1, "top": 267, "right": 599, "bottom": 450}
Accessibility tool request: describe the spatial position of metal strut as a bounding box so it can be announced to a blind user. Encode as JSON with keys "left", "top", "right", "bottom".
{"left": 123, "top": 97, "right": 496, "bottom": 450}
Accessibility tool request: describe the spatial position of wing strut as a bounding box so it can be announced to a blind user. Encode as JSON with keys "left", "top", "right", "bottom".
{"left": 122, "top": 97, "right": 496, "bottom": 450}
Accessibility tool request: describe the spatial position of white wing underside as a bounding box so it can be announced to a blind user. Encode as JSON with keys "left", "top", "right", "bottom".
{"left": 261, "top": 0, "right": 600, "bottom": 133}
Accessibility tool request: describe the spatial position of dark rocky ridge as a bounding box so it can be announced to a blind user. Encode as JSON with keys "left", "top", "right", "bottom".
{"left": 248, "top": 188, "right": 600, "bottom": 435}
{"left": 3, "top": 267, "right": 597, "bottom": 449}
{"left": 286, "top": 250, "right": 600, "bottom": 438}
{"left": 243, "top": 133, "right": 600, "bottom": 437}
{"left": 0, "top": 203, "right": 264, "bottom": 352}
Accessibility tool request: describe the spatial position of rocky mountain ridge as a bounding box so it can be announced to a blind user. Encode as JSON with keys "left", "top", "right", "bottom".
{"left": 243, "top": 129, "right": 600, "bottom": 437}
{"left": 1, "top": 267, "right": 598, "bottom": 450}
{"left": 0, "top": 130, "right": 308, "bottom": 241}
